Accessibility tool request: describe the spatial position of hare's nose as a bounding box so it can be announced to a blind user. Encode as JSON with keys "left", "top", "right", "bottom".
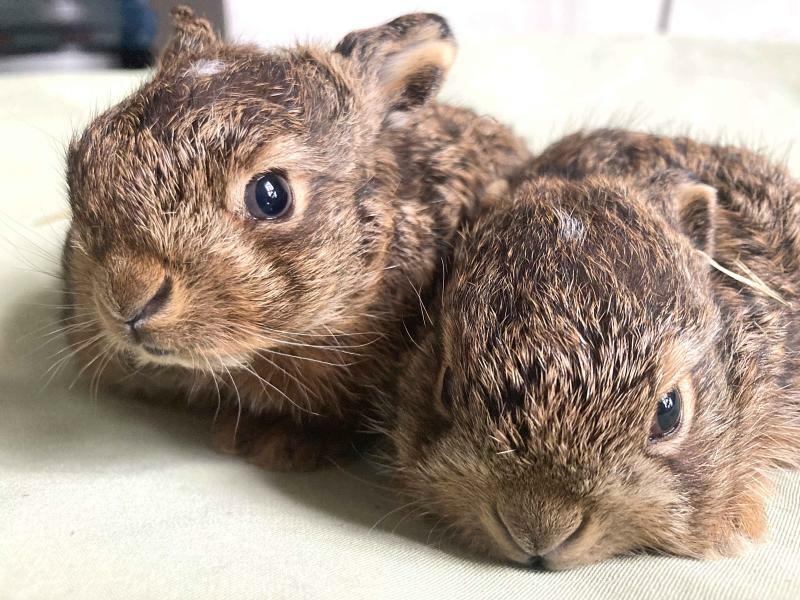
{"left": 494, "top": 504, "right": 584, "bottom": 565}
{"left": 124, "top": 275, "right": 172, "bottom": 334}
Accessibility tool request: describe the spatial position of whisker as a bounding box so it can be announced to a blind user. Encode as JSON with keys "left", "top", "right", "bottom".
{"left": 323, "top": 458, "right": 397, "bottom": 495}
{"left": 89, "top": 347, "right": 116, "bottom": 403}
{"left": 254, "top": 347, "right": 356, "bottom": 369}
{"left": 253, "top": 352, "right": 318, "bottom": 404}
{"left": 237, "top": 360, "right": 318, "bottom": 417}
{"left": 67, "top": 339, "right": 110, "bottom": 390}
{"left": 203, "top": 354, "right": 225, "bottom": 423}
{"left": 221, "top": 363, "right": 243, "bottom": 442}
{"left": 368, "top": 499, "right": 424, "bottom": 534}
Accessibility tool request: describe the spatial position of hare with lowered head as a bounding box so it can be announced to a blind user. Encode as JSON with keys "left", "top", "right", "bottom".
{"left": 62, "top": 7, "right": 530, "bottom": 470}
{"left": 388, "top": 129, "right": 800, "bottom": 568}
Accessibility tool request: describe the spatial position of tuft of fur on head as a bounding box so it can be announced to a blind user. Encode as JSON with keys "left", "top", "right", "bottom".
{"left": 387, "top": 129, "right": 800, "bottom": 569}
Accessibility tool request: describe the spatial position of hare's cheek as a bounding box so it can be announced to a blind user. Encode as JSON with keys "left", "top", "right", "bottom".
{"left": 720, "top": 486, "right": 769, "bottom": 554}
{"left": 737, "top": 493, "right": 769, "bottom": 542}
{"left": 682, "top": 487, "right": 768, "bottom": 560}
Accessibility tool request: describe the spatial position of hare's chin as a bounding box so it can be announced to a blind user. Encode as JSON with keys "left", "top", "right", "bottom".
{"left": 129, "top": 345, "right": 249, "bottom": 371}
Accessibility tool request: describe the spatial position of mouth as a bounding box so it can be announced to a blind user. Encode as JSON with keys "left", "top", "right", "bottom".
{"left": 127, "top": 343, "right": 189, "bottom": 368}
{"left": 126, "top": 341, "right": 249, "bottom": 371}
{"left": 142, "top": 344, "right": 174, "bottom": 357}
{"left": 95, "top": 302, "right": 254, "bottom": 372}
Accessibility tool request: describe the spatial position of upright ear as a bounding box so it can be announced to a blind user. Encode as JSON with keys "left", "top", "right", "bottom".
{"left": 335, "top": 13, "right": 456, "bottom": 120}
{"left": 159, "top": 5, "right": 220, "bottom": 68}
{"left": 674, "top": 182, "right": 717, "bottom": 254}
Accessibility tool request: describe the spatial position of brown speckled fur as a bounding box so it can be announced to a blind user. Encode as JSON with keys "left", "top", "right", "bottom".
{"left": 388, "top": 129, "right": 800, "bottom": 568}
{"left": 62, "top": 7, "right": 530, "bottom": 470}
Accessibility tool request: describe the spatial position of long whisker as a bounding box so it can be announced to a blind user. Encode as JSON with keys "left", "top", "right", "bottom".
{"left": 89, "top": 346, "right": 116, "bottom": 403}
{"left": 253, "top": 352, "right": 318, "bottom": 403}
{"left": 41, "top": 330, "right": 104, "bottom": 385}
{"left": 68, "top": 338, "right": 111, "bottom": 390}
{"left": 25, "top": 319, "right": 99, "bottom": 356}
{"left": 216, "top": 322, "right": 373, "bottom": 356}
{"left": 221, "top": 363, "right": 243, "bottom": 442}
{"left": 202, "top": 354, "right": 225, "bottom": 423}
{"left": 237, "top": 360, "right": 318, "bottom": 417}
{"left": 368, "top": 499, "right": 424, "bottom": 534}
{"left": 254, "top": 347, "right": 356, "bottom": 368}
{"left": 324, "top": 458, "right": 397, "bottom": 494}
{"left": 261, "top": 325, "right": 386, "bottom": 340}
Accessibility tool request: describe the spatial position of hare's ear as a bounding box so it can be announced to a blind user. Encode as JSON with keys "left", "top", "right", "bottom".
{"left": 647, "top": 170, "right": 717, "bottom": 254}
{"left": 674, "top": 182, "right": 717, "bottom": 254}
{"left": 159, "top": 5, "right": 220, "bottom": 68}
{"left": 335, "top": 13, "right": 456, "bottom": 120}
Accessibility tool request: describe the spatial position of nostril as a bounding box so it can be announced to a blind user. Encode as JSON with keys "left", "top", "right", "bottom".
{"left": 125, "top": 276, "right": 172, "bottom": 331}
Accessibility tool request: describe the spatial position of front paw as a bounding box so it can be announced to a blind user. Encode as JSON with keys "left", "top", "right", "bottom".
{"left": 248, "top": 419, "right": 353, "bottom": 472}
{"left": 211, "top": 413, "right": 353, "bottom": 471}
{"left": 211, "top": 412, "right": 268, "bottom": 455}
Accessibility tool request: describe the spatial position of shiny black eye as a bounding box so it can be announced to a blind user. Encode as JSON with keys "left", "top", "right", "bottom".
{"left": 245, "top": 171, "right": 293, "bottom": 220}
{"left": 649, "top": 389, "right": 682, "bottom": 441}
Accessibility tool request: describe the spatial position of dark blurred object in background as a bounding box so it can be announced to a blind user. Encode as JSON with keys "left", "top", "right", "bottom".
{"left": 0, "top": 0, "right": 153, "bottom": 71}
{"left": 0, "top": 1, "right": 225, "bottom": 72}
{"left": 120, "top": 0, "right": 157, "bottom": 67}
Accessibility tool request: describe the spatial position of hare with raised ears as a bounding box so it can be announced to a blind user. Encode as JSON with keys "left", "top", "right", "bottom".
{"left": 388, "top": 129, "right": 800, "bottom": 568}
{"left": 62, "top": 7, "right": 530, "bottom": 470}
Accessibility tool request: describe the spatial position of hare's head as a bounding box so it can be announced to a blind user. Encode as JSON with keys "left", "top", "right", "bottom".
{"left": 391, "top": 174, "right": 776, "bottom": 569}
{"left": 64, "top": 7, "right": 456, "bottom": 370}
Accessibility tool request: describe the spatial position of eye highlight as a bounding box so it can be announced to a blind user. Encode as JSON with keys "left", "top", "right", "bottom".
{"left": 245, "top": 171, "right": 293, "bottom": 220}
{"left": 649, "top": 389, "right": 682, "bottom": 441}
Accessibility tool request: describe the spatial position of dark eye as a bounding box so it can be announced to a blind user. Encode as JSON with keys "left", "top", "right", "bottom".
{"left": 649, "top": 389, "right": 682, "bottom": 441}
{"left": 245, "top": 171, "right": 293, "bottom": 220}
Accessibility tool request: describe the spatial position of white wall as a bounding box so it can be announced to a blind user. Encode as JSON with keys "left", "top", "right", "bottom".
{"left": 222, "top": 0, "right": 800, "bottom": 46}
{"left": 223, "top": 0, "right": 664, "bottom": 47}
{"left": 670, "top": 0, "right": 800, "bottom": 42}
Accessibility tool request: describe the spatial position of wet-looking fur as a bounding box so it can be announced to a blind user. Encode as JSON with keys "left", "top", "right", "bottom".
{"left": 62, "top": 7, "right": 530, "bottom": 470}
{"left": 389, "top": 129, "right": 800, "bottom": 568}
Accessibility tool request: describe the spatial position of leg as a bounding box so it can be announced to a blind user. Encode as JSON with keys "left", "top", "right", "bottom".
{"left": 247, "top": 417, "right": 354, "bottom": 472}
{"left": 210, "top": 411, "right": 273, "bottom": 455}
{"left": 211, "top": 411, "right": 354, "bottom": 471}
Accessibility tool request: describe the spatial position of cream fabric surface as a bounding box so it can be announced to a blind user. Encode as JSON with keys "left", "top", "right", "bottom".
{"left": 1, "top": 35, "right": 800, "bottom": 599}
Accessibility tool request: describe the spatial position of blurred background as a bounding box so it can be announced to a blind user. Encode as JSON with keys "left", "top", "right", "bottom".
{"left": 0, "top": 0, "right": 798, "bottom": 73}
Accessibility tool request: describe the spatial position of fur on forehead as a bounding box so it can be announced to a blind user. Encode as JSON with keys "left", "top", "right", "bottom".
{"left": 450, "top": 177, "right": 710, "bottom": 332}
{"left": 67, "top": 49, "right": 361, "bottom": 218}
{"left": 69, "top": 11, "right": 463, "bottom": 186}
{"left": 157, "top": 7, "right": 457, "bottom": 126}
{"left": 438, "top": 177, "right": 719, "bottom": 451}
{"left": 142, "top": 7, "right": 360, "bottom": 135}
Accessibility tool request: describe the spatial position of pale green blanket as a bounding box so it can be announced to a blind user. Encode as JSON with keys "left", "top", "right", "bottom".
{"left": 1, "top": 35, "right": 798, "bottom": 599}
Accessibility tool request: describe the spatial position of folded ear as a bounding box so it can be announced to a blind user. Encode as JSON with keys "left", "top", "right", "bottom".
{"left": 674, "top": 182, "right": 717, "bottom": 254}
{"left": 335, "top": 13, "right": 456, "bottom": 120}
{"left": 159, "top": 5, "right": 220, "bottom": 68}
